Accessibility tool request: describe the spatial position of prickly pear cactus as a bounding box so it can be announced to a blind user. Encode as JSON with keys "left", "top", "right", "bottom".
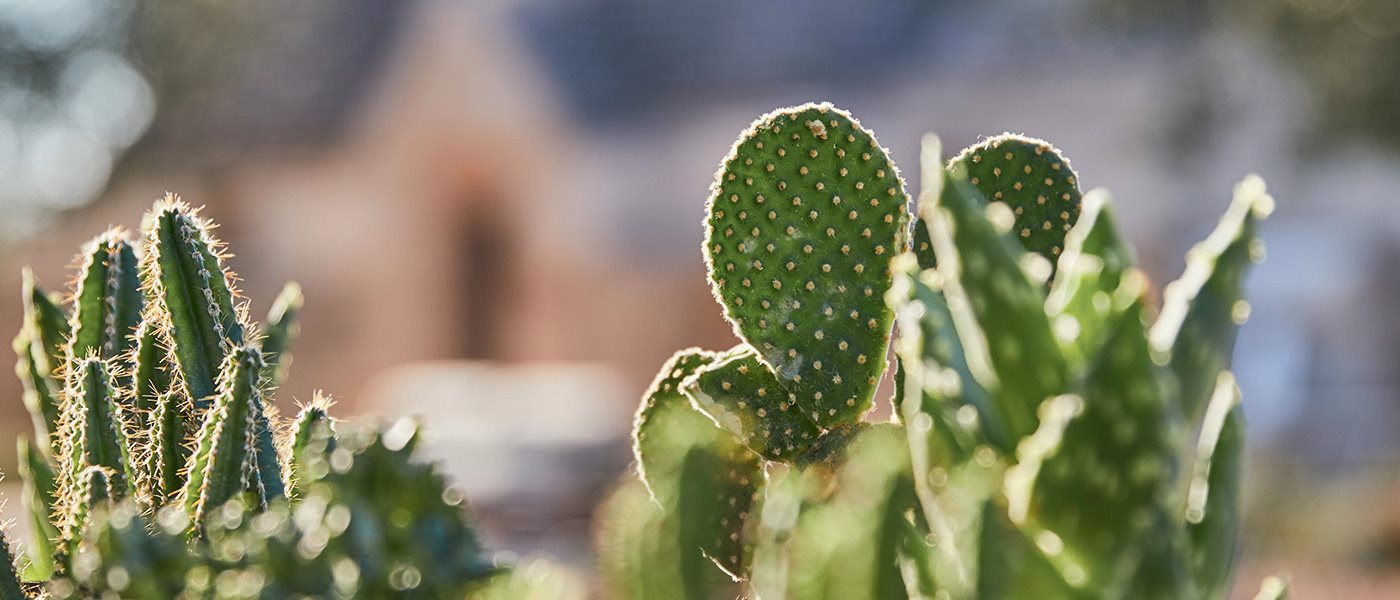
{"left": 704, "top": 102, "right": 910, "bottom": 431}
{"left": 619, "top": 103, "right": 1278, "bottom": 600}
{"left": 2, "top": 195, "right": 528, "bottom": 599}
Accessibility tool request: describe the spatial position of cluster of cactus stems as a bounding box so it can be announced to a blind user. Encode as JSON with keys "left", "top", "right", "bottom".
{"left": 602, "top": 103, "right": 1287, "bottom": 599}
{"left": 0, "top": 196, "right": 561, "bottom": 598}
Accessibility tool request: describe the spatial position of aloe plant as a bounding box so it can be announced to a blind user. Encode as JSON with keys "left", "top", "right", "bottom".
{"left": 2, "top": 195, "right": 570, "bottom": 598}
{"left": 600, "top": 103, "right": 1284, "bottom": 599}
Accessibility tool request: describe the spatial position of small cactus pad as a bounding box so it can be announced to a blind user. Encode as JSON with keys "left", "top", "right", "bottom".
{"left": 181, "top": 345, "right": 284, "bottom": 526}
{"left": 1151, "top": 176, "right": 1273, "bottom": 426}
{"left": 924, "top": 142, "right": 1068, "bottom": 442}
{"left": 141, "top": 195, "right": 246, "bottom": 407}
{"left": 597, "top": 478, "right": 728, "bottom": 599}
{"left": 1007, "top": 291, "right": 1183, "bottom": 591}
{"left": 633, "top": 348, "right": 721, "bottom": 494}
{"left": 683, "top": 348, "right": 822, "bottom": 461}
{"left": 704, "top": 103, "right": 910, "bottom": 428}
{"left": 949, "top": 134, "right": 1082, "bottom": 264}
{"left": 1186, "top": 372, "right": 1245, "bottom": 598}
{"left": 1046, "top": 190, "right": 1136, "bottom": 368}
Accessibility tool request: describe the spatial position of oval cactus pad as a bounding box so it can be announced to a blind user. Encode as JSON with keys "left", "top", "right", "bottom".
{"left": 703, "top": 103, "right": 910, "bottom": 428}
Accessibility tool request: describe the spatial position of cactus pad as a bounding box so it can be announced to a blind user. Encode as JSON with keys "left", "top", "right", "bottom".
{"left": 704, "top": 103, "right": 910, "bottom": 428}
{"left": 949, "top": 134, "right": 1082, "bottom": 263}
{"left": 683, "top": 348, "right": 822, "bottom": 461}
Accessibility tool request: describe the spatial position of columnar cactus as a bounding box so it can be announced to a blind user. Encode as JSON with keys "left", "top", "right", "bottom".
{"left": 1, "top": 195, "right": 537, "bottom": 598}
{"left": 604, "top": 103, "right": 1284, "bottom": 599}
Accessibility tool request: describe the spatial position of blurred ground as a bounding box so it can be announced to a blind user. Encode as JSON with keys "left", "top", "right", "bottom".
{"left": 3, "top": 0, "right": 1400, "bottom": 594}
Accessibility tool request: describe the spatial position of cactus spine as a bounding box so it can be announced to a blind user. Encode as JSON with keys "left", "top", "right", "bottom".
{"left": 612, "top": 103, "right": 1277, "bottom": 600}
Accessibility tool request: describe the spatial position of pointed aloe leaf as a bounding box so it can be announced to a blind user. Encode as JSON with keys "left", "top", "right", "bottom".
{"left": 782, "top": 426, "right": 918, "bottom": 600}
{"left": 922, "top": 135, "right": 1068, "bottom": 442}
{"left": 976, "top": 501, "right": 1086, "bottom": 600}
{"left": 16, "top": 269, "right": 68, "bottom": 454}
{"left": 0, "top": 525, "right": 25, "bottom": 600}
{"left": 67, "top": 230, "right": 143, "bottom": 362}
{"left": 260, "top": 281, "right": 303, "bottom": 388}
{"left": 704, "top": 103, "right": 910, "bottom": 428}
{"left": 181, "top": 345, "right": 284, "bottom": 528}
{"left": 141, "top": 195, "right": 246, "bottom": 409}
{"left": 596, "top": 478, "right": 732, "bottom": 600}
{"left": 682, "top": 347, "right": 822, "bottom": 461}
{"left": 1004, "top": 286, "right": 1185, "bottom": 593}
{"left": 1150, "top": 175, "right": 1273, "bottom": 426}
{"left": 1046, "top": 190, "right": 1137, "bottom": 370}
{"left": 16, "top": 437, "right": 58, "bottom": 581}
{"left": 1186, "top": 372, "right": 1245, "bottom": 598}
{"left": 287, "top": 392, "right": 336, "bottom": 498}
{"left": 892, "top": 254, "right": 1005, "bottom": 465}
{"left": 949, "top": 134, "right": 1082, "bottom": 266}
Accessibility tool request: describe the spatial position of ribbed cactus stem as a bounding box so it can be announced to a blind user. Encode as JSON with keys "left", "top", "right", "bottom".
{"left": 67, "top": 230, "right": 142, "bottom": 362}
{"left": 58, "top": 358, "right": 130, "bottom": 505}
{"left": 0, "top": 520, "right": 25, "bottom": 600}
{"left": 141, "top": 195, "right": 245, "bottom": 409}
{"left": 287, "top": 392, "right": 334, "bottom": 496}
{"left": 60, "top": 465, "right": 118, "bottom": 564}
{"left": 181, "top": 345, "right": 284, "bottom": 528}
{"left": 143, "top": 391, "right": 188, "bottom": 507}
{"left": 128, "top": 319, "right": 170, "bottom": 428}
{"left": 260, "top": 281, "right": 303, "bottom": 388}
{"left": 17, "top": 437, "right": 58, "bottom": 581}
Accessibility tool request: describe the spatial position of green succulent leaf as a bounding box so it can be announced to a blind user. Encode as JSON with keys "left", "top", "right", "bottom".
{"left": 922, "top": 135, "right": 1068, "bottom": 443}
{"left": 260, "top": 281, "right": 303, "bottom": 388}
{"left": 1186, "top": 372, "right": 1245, "bottom": 598}
{"left": 17, "top": 437, "right": 58, "bottom": 581}
{"left": 1046, "top": 190, "right": 1136, "bottom": 370}
{"left": 1150, "top": 175, "right": 1273, "bottom": 427}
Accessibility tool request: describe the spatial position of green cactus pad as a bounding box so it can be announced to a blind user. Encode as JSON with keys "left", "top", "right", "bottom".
{"left": 181, "top": 345, "right": 284, "bottom": 526}
{"left": 683, "top": 347, "right": 822, "bottom": 461}
{"left": 633, "top": 347, "right": 721, "bottom": 494}
{"left": 1046, "top": 190, "right": 1136, "bottom": 368}
{"left": 66, "top": 230, "right": 143, "bottom": 363}
{"left": 634, "top": 350, "right": 764, "bottom": 578}
{"left": 597, "top": 478, "right": 729, "bottom": 600}
{"left": 260, "top": 281, "right": 303, "bottom": 388}
{"left": 949, "top": 134, "right": 1082, "bottom": 264}
{"left": 1151, "top": 176, "right": 1273, "bottom": 426}
{"left": 1006, "top": 289, "right": 1183, "bottom": 592}
{"left": 704, "top": 102, "right": 909, "bottom": 428}
{"left": 140, "top": 195, "right": 246, "bottom": 409}
{"left": 923, "top": 139, "right": 1068, "bottom": 443}
{"left": 1186, "top": 372, "right": 1244, "bottom": 598}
